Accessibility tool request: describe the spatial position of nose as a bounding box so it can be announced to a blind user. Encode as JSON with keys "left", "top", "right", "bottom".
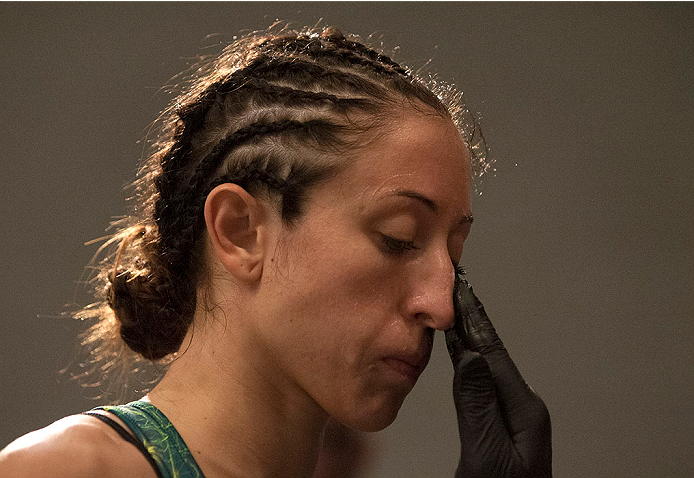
{"left": 406, "top": 252, "right": 456, "bottom": 331}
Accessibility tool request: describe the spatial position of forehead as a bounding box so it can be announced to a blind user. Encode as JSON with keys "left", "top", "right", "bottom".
{"left": 341, "top": 112, "right": 473, "bottom": 213}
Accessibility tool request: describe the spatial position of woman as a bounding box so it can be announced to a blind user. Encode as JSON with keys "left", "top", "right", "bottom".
{"left": 0, "top": 25, "right": 551, "bottom": 477}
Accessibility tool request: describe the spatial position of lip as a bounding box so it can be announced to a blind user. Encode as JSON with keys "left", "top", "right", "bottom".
{"left": 381, "top": 354, "right": 428, "bottom": 383}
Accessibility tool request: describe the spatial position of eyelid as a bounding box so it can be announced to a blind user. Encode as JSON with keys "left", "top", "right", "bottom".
{"left": 373, "top": 207, "right": 469, "bottom": 259}
{"left": 379, "top": 234, "right": 418, "bottom": 254}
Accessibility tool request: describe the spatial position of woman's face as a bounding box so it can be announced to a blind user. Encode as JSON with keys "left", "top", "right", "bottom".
{"left": 254, "top": 110, "right": 473, "bottom": 431}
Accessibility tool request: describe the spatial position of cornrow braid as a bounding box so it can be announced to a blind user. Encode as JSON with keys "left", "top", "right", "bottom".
{"left": 292, "top": 44, "right": 437, "bottom": 105}
{"left": 160, "top": 53, "right": 384, "bottom": 186}
{"left": 215, "top": 78, "right": 375, "bottom": 115}
{"left": 305, "top": 46, "right": 406, "bottom": 77}
{"left": 167, "top": 33, "right": 404, "bottom": 160}
{"left": 330, "top": 37, "right": 410, "bottom": 76}
{"left": 207, "top": 164, "right": 292, "bottom": 197}
{"left": 206, "top": 157, "right": 334, "bottom": 223}
{"left": 173, "top": 52, "right": 382, "bottom": 131}
{"left": 258, "top": 34, "right": 410, "bottom": 77}
{"left": 251, "top": 36, "right": 443, "bottom": 114}
{"left": 189, "top": 118, "right": 341, "bottom": 194}
{"left": 242, "top": 56, "right": 389, "bottom": 97}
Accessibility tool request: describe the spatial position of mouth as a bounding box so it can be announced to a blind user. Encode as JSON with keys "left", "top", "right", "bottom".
{"left": 381, "top": 352, "right": 429, "bottom": 384}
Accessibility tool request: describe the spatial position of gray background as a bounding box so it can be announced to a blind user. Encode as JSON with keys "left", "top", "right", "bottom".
{"left": 1, "top": 2, "right": 692, "bottom": 477}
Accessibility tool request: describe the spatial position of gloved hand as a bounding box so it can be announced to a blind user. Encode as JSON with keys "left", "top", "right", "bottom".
{"left": 445, "top": 273, "right": 552, "bottom": 478}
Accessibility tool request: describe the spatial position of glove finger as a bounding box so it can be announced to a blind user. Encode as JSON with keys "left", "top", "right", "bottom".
{"left": 453, "top": 276, "right": 549, "bottom": 440}
{"left": 452, "top": 347, "right": 526, "bottom": 476}
{"left": 444, "top": 319, "right": 466, "bottom": 368}
{"left": 453, "top": 276, "right": 504, "bottom": 354}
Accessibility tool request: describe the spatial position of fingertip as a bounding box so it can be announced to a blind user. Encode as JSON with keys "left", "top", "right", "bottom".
{"left": 454, "top": 273, "right": 471, "bottom": 291}
{"left": 453, "top": 277, "right": 474, "bottom": 308}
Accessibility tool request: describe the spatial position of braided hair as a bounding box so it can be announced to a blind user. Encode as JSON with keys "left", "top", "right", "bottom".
{"left": 76, "top": 25, "right": 490, "bottom": 388}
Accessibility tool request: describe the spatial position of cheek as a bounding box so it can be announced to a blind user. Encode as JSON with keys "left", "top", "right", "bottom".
{"left": 277, "top": 230, "right": 399, "bottom": 352}
{"left": 309, "top": 233, "right": 400, "bottom": 310}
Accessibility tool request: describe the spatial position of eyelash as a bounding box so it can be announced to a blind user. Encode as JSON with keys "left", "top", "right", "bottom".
{"left": 379, "top": 235, "right": 469, "bottom": 276}
{"left": 453, "top": 263, "right": 467, "bottom": 276}
{"left": 380, "top": 234, "right": 418, "bottom": 255}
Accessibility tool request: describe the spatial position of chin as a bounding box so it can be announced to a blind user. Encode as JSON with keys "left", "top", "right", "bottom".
{"left": 354, "top": 413, "right": 398, "bottom": 433}
{"left": 337, "top": 392, "right": 407, "bottom": 433}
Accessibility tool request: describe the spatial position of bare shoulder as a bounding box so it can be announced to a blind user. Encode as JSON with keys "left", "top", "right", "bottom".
{"left": 0, "top": 413, "right": 158, "bottom": 478}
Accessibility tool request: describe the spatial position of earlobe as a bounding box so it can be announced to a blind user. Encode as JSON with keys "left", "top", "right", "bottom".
{"left": 204, "top": 183, "right": 267, "bottom": 283}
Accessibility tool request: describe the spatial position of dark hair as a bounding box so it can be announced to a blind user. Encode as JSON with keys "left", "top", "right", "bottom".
{"left": 74, "top": 24, "right": 491, "bottom": 394}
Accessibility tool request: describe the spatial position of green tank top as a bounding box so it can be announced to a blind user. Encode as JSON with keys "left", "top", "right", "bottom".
{"left": 95, "top": 400, "right": 205, "bottom": 478}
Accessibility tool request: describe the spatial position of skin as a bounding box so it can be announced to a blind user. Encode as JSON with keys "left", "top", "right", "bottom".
{"left": 0, "top": 412, "right": 158, "bottom": 478}
{"left": 0, "top": 107, "right": 473, "bottom": 478}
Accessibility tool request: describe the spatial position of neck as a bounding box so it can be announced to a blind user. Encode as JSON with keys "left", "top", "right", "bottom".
{"left": 146, "top": 316, "right": 329, "bottom": 478}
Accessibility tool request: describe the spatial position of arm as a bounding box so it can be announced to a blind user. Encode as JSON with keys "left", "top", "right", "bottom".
{"left": 445, "top": 275, "right": 552, "bottom": 477}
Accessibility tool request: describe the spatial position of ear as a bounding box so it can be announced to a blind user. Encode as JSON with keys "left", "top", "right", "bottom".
{"left": 204, "top": 183, "right": 269, "bottom": 284}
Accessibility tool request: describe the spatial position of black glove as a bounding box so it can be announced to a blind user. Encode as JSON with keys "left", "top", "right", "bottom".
{"left": 445, "top": 274, "right": 552, "bottom": 478}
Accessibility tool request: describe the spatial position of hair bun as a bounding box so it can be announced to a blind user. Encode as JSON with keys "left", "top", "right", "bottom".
{"left": 321, "top": 26, "right": 345, "bottom": 40}
{"left": 107, "top": 267, "right": 188, "bottom": 361}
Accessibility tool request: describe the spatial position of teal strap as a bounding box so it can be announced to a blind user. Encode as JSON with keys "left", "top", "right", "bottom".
{"left": 95, "top": 400, "right": 205, "bottom": 478}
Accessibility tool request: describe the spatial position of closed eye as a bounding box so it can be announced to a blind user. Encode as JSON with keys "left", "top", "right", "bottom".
{"left": 379, "top": 234, "right": 418, "bottom": 255}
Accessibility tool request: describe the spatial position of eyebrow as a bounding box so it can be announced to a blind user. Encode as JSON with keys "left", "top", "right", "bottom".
{"left": 390, "top": 189, "right": 475, "bottom": 224}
